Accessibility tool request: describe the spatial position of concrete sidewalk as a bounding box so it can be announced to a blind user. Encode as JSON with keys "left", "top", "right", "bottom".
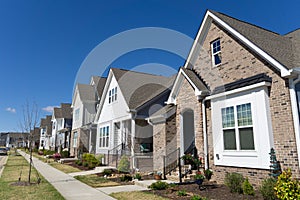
{"left": 68, "top": 166, "right": 117, "bottom": 177}
{"left": 0, "top": 155, "right": 8, "bottom": 177}
{"left": 18, "top": 150, "right": 116, "bottom": 200}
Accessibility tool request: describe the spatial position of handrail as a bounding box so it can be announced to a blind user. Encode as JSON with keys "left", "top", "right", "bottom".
{"left": 163, "top": 147, "right": 182, "bottom": 183}
{"left": 106, "top": 143, "right": 129, "bottom": 167}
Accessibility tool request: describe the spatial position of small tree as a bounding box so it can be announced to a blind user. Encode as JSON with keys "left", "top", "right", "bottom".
{"left": 19, "top": 101, "right": 40, "bottom": 183}
{"left": 118, "top": 155, "right": 130, "bottom": 173}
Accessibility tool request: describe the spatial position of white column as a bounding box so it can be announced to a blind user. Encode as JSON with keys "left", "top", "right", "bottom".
{"left": 89, "top": 127, "right": 92, "bottom": 153}
{"left": 179, "top": 113, "right": 185, "bottom": 165}
{"left": 131, "top": 117, "right": 136, "bottom": 169}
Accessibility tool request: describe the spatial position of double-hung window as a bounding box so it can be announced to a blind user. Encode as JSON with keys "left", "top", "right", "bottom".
{"left": 74, "top": 108, "right": 80, "bottom": 121}
{"left": 99, "top": 126, "right": 109, "bottom": 148}
{"left": 73, "top": 131, "right": 78, "bottom": 148}
{"left": 211, "top": 39, "right": 222, "bottom": 66}
{"left": 222, "top": 103, "right": 255, "bottom": 151}
{"left": 108, "top": 87, "right": 118, "bottom": 104}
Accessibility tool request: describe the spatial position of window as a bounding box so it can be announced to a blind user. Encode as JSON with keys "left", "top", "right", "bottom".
{"left": 221, "top": 103, "right": 254, "bottom": 150}
{"left": 53, "top": 122, "right": 56, "bottom": 129}
{"left": 75, "top": 108, "right": 80, "bottom": 121}
{"left": 73, "top": 132, "right": 78, "bottom": 148}
{"left": 41, "top": 128, "right": 46, "bottom": 135}
{"left": 211, "top": 39, "right": 222, "bottom": 66}
{"left": 108, "top": 87, "right": 118, "bottom": 104}
{"left": 99, "top": 126, "right": 109, "bottom": 148}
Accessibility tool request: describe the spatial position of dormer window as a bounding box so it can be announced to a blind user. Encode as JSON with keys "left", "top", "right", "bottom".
{"left": 211, "top": 39, "right": 222, "bottom": 66}
{"left": 109, "top": 87, "right": 117, "bottom": 104}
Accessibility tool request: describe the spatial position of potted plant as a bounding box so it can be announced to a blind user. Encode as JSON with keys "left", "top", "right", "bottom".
{"left": 181, "top": 154, "right": 194, "bottom": 165}
{"left": 194, "top": 171, "right": 205, "bottom": 185}
{"left": 204, "top": 169, "right": 213, "bottom": 181}
{"left": 154, "top": 171, "right": 162, "bottom": 180}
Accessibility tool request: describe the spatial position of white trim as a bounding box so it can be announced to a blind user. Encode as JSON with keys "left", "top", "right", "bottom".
{"left": 211, "top": 85, "right": 273, "bottom": 169}
{"left": 207, "top": 81, "right": 271, "bottom": 100}
{"left": 183, "top": 10, "right": 290, "bottom": 77}
{"left": 289, "top": 77, "right": 300, "bottom": 169}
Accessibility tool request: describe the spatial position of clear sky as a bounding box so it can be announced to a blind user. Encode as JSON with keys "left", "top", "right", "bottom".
{"left": 0, "top": 0, "right": 299, "bottom": 132}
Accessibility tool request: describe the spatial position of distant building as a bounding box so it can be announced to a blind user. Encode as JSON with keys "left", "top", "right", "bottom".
{"left": 1, "top": 132, "right": 29, "bottom": 148}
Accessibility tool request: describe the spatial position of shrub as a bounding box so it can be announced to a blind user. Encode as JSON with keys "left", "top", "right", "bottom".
{"left": 61, "top": 150, "right": 69, "bottom": 158}
{"left": 53, "top": 153, "right": 61, "bottom": 160}
{"left": 120, "top": 174, "right": 132, "bottom": 182}
{"left": 43, "top": 150, "right": 55, "bottom": 156}
{"left": 242, "top": 178, "right": 255, "bottom": 195}
{"left": 82, "top": 153, "right": 99, "bottom": 169}
{"left": 274, "top": 168, "right": 300, "bottom": 200}
{"left": 177, "top": 189, "right": 187, "bottom": 196}
{"left": 259, "top": 178, "right": 276, "bottom": 200}
{"left": 38, "top": 150, "right": 44, "bottom": 155}
{"left": 134, "top": 173, "right": 142, "bottom": 180}
{"left": 75, "top": 160, "right": 82, "bottom": 166}
{"left": 83, "top": 162, "right": 88, "bottom": 167}
{"left": 204, "top": 169, "right": 213, "bottom": 181}
{"left": 103, "top": 169, "right": 112, "bottom": 176}
{"left": 148, "top": 181, "right": 169, "bottom": 190}
{"left": 117, "top": 155, "right": 130, "bottom": 173}
{"left": 190, "top": 195, "right": 208, "bottom": 200}
{"left": 95, "top": 154, "right": 104, "bottom": 165}
{"left": 224, "top": 172, "right": 244, "bottom": 194}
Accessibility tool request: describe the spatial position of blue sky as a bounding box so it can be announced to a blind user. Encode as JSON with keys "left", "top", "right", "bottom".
{"left": 0, "top": 0, "right": 299, "bottom": 132}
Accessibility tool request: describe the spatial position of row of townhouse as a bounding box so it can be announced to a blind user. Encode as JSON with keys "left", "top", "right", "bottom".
{"left": 38, "top": 10, "right": 300, "bottom": 185}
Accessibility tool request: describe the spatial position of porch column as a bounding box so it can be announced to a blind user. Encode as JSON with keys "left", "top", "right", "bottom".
{"left": 120, "top": 121, "right": 124, "bottom": 149}
{"left": 131, "top": 117, "right": 136, "bottom": 169}
{"left": 179, "top": 113, "right": 184, "bottom": 165}
{"left": 88, "top": 127, "right": 92, "bottom": 153}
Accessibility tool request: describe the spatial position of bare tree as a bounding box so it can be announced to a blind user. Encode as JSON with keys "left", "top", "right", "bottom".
{"left": 19, "top": 101, "right": 40, "bottom": 183}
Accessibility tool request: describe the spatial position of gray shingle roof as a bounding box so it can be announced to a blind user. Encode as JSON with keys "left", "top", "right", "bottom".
{"left": 111, "top": 68, "right": 176, "bottom": 110}
{"left": 285, "top": 29, "right": 300, "bottom": 68}
{"left": 210, "top": 10, "right": 297, "bottom": 69}
{"left": 90, "top": 76, "right": 107, "bottom": 99}
{"left": 212, "top": 73, "right": 272, "bottom": 95}
{"left": 53, "top": 103, "right": 72, "bottom": 119}
{"left": 181, "top": 68, "right": 209, "bottom": 92}
{"left": 40, "top": 115, "right": 52, "bottom": 135}
{"left": 150, "top": 104, "right": 176, "bottom": 118}
{"left": 77, "top": 84, "right": 97, "bottom": 102}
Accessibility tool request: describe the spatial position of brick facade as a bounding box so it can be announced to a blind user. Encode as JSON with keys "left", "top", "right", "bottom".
{"left": 193, "top": 22, "right": 299, "bottom": 185}
{"left": 70, "top": 128, "right": 89, "bottom": 158}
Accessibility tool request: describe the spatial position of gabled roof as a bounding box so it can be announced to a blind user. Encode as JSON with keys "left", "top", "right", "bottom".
{"left": 40, "top": 115, "right": 52, "bottom": 135}
{"left": 90, "top": 76, "right": 107, "bottom": 100}
{"left": 181, "top": 68, "right": 209, "bottom": 92}
{"left": 184, "top": 10, "right": 300, "bottom": 77}
{"left": 285, "top": 29, "right": 300, "bottom": 68}
{"left": 53, "top": 103, "right": 72, "bottom": 119}
{"left": 111, "top": 68, "right": 175, "bottom": 110}
{"left": 210, "top": 10, "right": 295, "bottom": 70}
{"left": 77, "top": 84, "right": 97, "bottom": 102}
{"left": 166, "top": 67, "right": 209, "bottom": 104}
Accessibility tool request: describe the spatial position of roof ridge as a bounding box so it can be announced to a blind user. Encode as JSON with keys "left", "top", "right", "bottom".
{"left": 111, "top": 67, "right": 172, "bottom": 78}
{"left": 209, "top": 10, "right": 281, "bottom": 36}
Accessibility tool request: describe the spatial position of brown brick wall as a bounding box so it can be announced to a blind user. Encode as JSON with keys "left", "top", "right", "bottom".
{"left": 176, "top": 78, "right": 204, "bottom": 156}
{"left": 194, "top": 22, "right": 300, "bottom": 185}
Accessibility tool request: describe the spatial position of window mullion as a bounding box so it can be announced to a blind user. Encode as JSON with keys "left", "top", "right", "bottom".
{"left": 234, "top": 106, "right": 240, "bottom": 151}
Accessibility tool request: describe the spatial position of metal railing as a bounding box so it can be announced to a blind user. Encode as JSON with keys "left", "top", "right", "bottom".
{"left": 106, "top": 143, "right": 130, "bottom": 168}
{"left": 163, "top": 147, "right": 182, "bottom": 183}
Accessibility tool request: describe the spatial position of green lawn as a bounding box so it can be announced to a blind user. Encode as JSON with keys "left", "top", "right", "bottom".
{"left": 74, "top": 174, "right": 120, "bottom": 187}
{"left": 110, "top": 191, "right": 169, "bottom": 200}
{"left": 0, "top": 154, "right": 64, "bottom": 200}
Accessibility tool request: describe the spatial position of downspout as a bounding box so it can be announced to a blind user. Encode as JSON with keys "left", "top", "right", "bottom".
{"left": 289, "top": 75, "right": 300, "bottom": 170}
{"left": 201, "top": 97, "right": 209, "bottom": 170}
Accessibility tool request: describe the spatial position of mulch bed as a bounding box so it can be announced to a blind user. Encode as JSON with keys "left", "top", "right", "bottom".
{"left": 10, "top": 181, "right": 39, "bottom": 186}
{"left": 151, "top": 181, "right": 264, "bottom": 200}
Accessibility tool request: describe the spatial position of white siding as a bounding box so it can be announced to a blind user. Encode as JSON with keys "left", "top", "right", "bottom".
{"left": 72, "top": 91, "right": 84, "bottom": 129}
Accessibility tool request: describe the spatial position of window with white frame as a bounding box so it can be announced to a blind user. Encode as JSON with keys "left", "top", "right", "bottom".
{"left": 222, "top": 103, "right": 254, "bottom": 151}
{"left": 73, "top": 131, "right": 78, "bottom": 148}
{"left": 75, "top": 108, "right": 80, "bottom": 121}
{"left": 211, "top": 39, "right": 222, "bottom": 66}
{"left": 108, "top": 87, "right": 117, "bottom": 104}
{"left": 99, "top": 126, "right": 109, "bottom": 148}
{"left": 211, "top": 84, "right": 273, "bottom": 169}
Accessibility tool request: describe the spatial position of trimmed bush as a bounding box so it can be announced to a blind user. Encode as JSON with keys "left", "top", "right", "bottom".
{"left": 177, "top": 190, "right": 187, "bottom": 196}
{"left": 224, "top": 172, "right": 244, "bottom": 194}
{"left": 148, "top": 181, "right": 169, "bottom": 190}
{"left": 95, "top": 154, "right": 104, "bottom": 165}
{"left": 274, "top": 168, "right": 300, "bottom": 200}
{"left": 134, "top": 173, "right": 142, "bottom": 180}
{"left": 120, "top": 174, "right": 132, "bottom": 182}
{"left": 117, "top": 155, "right": 130, "bottom": 173}
{"left": 61, "top": 150, "right": 69, "bottom": 158}
{"left": 83, "top": 162, "right": 88, "bottom": 167}
{"left": 103, "top": 169, "right": 112, "bottom": 176}
{"left": 242, "top": 178, "right": 255, "bottom": 195}
{"left": 259, "top": 178, "right": 276, "bottom": 200}
{"left": 82, "top": 153, "right": 100, "bottom": 169}
{"left": 190, "top": 195, "right": 208, "bottom": 200}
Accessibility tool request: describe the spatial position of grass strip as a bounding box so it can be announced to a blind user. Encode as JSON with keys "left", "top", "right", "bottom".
{"left": 0, "top": 154, "right": 64, "bottom": 200}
